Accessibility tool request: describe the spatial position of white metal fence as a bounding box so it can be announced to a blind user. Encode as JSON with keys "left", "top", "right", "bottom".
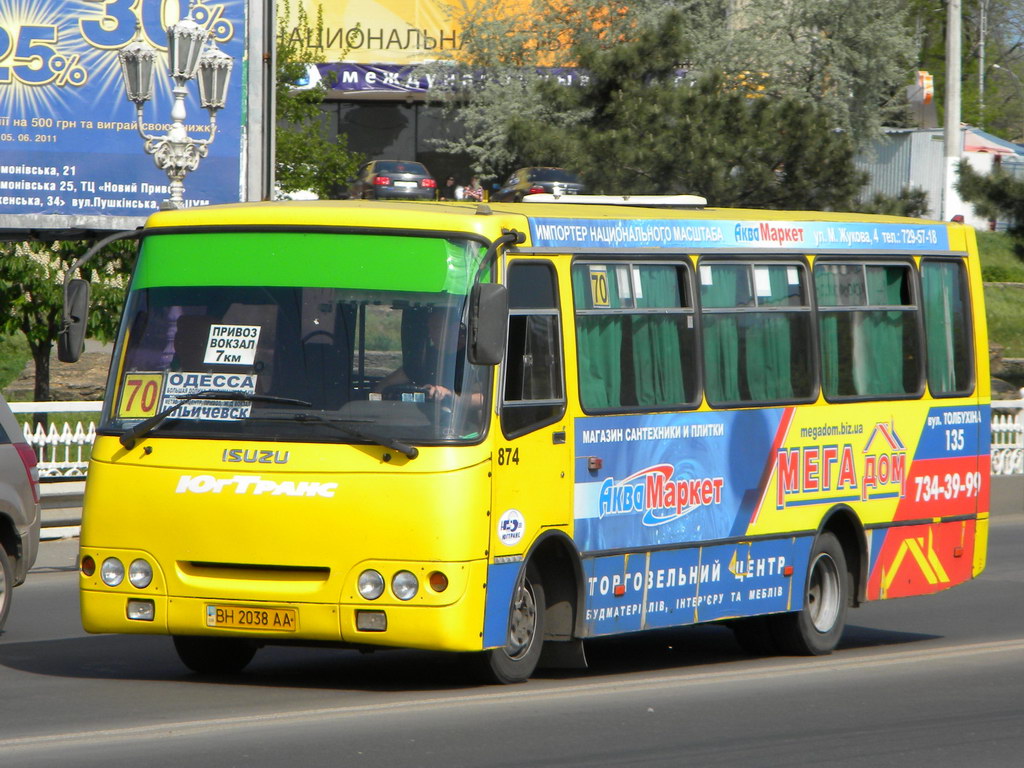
{"left": 9, "top": 399, "right": 1024, "bottom": 478}
{"left": 9, "top": 401, "right": 101, "bottom": 479}
{"left": 992, "top": 400, "right": 1024, "bottom": 475}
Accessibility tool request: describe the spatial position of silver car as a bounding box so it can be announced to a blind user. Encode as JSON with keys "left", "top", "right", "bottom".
{"left": 491, "top": 167, "right": 586, "bottom": 202}
{"left": 0, "top": 394, "right": 40, "bottom": 632}
{"left": 345, "top": 160, "right": 438, "bottom": 201}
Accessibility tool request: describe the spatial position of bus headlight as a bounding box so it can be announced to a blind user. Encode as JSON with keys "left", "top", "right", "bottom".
{"left": 128, "top": 559, "right": 153, "bottom": 589}
{"left": 392, "top": 571, "right": 418, "bottom": 601}
{"left": 100, "top": 557, "right": 124, "bottom": 587}
{"left": 358, "top": 569, "right": 385, "bottom": 600}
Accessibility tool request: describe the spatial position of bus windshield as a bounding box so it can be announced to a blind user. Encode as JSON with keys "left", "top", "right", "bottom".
{"left": 103, "top": 232, "right": 490, "bottom": 445}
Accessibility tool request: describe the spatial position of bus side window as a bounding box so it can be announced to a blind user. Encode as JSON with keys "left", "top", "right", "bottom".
{"left": 572, "top": 261, "right": 698, "bottom": 411}
{"left": 501, "top": 261, "right": 565, "bottom": 438}
{"left": 921, "top": 259, "right": 974, "bottom": 396}
{"left": 814, "top": 261, "right": 923, "bottom": 400}
{"left": 700, "top": 261, "right": 815, "bottom": 405}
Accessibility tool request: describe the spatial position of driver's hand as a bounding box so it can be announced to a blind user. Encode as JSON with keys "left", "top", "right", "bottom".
{"left": 423, "top": 384, "right": 453, "bottom": 400}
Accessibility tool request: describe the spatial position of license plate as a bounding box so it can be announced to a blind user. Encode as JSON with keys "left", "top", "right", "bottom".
{"left": 393, "top": 180, "right": 417, "bottom": 187}
{"left": 206, "top": 604, "right": 298, "bottom": 632}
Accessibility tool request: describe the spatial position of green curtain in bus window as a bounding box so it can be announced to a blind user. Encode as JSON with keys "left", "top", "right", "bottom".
{"left": 745, "top": 267, "right": 798, "bottom": 401}
{"left": 700, "top": 265, "right": 742, "bottom": 403}
{"left": 855, "top": 266, "right": 908, "bottom": 395}
{"left": 572, "top": 265, "right": 623, "bottom": 409}
{"left": 814, "top": 266, "right": 841, "bottom": 398}
{"left": 632, "top": 265, "right": 687, "bottom": 406}
{"left": 923, "top": 261, "right": 970, "bottom": 394}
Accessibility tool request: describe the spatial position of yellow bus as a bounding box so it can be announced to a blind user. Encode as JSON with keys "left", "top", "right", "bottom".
{"left": 61, "top": 196, "right": 990, "bottom": 683}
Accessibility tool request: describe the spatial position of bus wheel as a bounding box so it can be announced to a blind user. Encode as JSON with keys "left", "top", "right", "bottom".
{"left": 0, "top": 547, "right": 12, "bottom": 632}
{"left": 773, "top": 532, "right": 849, "bottom": 655}
{"left": 478, "top": 565, "right": 546, "bottom": 684}
{"left": 172, "top": 636, "right": 258, "bottom": 674}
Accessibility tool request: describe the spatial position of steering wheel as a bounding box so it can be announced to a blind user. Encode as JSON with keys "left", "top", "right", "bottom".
{"left": 301, "top": 329, "right": 335, "bottom": 344}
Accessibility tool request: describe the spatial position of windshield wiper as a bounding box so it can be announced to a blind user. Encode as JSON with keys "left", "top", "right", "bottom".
{"left": 291, "top": 412, "right": 419, "bottom": 460}
{"left": 120, "top": 390, "right": 312, "bottom": 450}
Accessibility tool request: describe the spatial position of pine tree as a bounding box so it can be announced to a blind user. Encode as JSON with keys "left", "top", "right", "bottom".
{"left": 505, "top": 14, "right": 866, "bottom": 209}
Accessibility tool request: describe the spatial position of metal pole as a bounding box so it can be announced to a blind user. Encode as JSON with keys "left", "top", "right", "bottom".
{"left": 979, "top": 0, "right": 988, "bottom": 127}
{"left": 943, "top": 0, "right": 962, "bottom": 221}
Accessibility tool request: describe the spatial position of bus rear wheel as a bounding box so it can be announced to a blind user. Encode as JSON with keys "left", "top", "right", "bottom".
{"left": 772, "top": 532, "right": 849, "bottom": 655}
{"left": 172, "top": 635, "right": 258, "bottom": 674}
{"left": 477, "top": 564, "right": 545, "bottom": 684}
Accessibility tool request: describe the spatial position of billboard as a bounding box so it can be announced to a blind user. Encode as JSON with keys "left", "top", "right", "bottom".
{"left": 0, "top": 0, "right": 270, "bottom": 236}
{"left": 290, "top": 0, "right": 470, "bottom": 65}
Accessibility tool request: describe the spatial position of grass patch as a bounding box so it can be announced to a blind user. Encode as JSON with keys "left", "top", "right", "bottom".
{"left": 984, "top": 283, "right": 1024, "bottom": 358}
{"left": 978, "top": 232, "right": 1024, "bottom": 363}
{"left": 977, "top": 231, "right": 1024, "bottom": 282}
{"left": 0, "top": 333, "right": 30, "bottom": 393}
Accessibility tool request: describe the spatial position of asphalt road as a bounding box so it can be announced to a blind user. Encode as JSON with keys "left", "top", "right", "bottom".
{"left": 2, "top": 514, "right": 1023, "bottom": 768}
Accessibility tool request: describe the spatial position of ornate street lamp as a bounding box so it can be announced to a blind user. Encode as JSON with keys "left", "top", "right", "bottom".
{"left": 118, "top": 9, "right": 233, "bottom": 209}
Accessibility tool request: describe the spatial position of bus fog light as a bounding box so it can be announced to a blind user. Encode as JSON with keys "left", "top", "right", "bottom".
{"left": 392, "top": 571, "right": 418, "bottom": 601}
{"left": 356, "top": 610, "right": 387, "bottom": 631}
{"left": 126, "top": 599, "right": 155, "bottom": 621}
{"left": 128, "top": 559, "right": 153, "bottom": 589}
{"left": 101, "top": 558, "right": 124, "bottom": 587}
{"left": 428, "top": 571, "right": 448, "bottom": 592}
{"left": 358, "top": 570, "right": 385, "bottom": 600}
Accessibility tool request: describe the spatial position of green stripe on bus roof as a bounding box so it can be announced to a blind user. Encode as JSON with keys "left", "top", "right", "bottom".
{"left": 132, "top": 232, "right": 462, "bottom": 292}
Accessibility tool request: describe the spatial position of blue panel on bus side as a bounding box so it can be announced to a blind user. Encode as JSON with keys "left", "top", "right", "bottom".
{"left": 482, "top": 561, "right": 522, "bottom": 649}
{"left": 693, "top": 537, "right": 812, "bottom": 623}
{"left": 914, "top": 405, "right": 991, "bottom": 459}
{"left": 581, "top": 553, "right": 647, "bottom": 636}
{"left": 574, "top": 410, "right": 787, "bottom": 553}
{"left": 581, "top": 538, "right": 813, "bottom": 636}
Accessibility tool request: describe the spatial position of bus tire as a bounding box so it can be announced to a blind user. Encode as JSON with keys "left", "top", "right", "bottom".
{"left": 772, "top": 532, "right": 849, "bottom": 655}
{"left": 0, "top": 546, "right": 12, "bottom": 633}
{"left": 172, "top": 635, "right": 258, "bottom": 674}
{"left": 477, "top": 564, "right": 545, "bottom": 684}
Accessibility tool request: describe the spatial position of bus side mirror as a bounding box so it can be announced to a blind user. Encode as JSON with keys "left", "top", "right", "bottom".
{"left": 467, "top": 283, "right": 508, "bottom": 365}
{"left": 58, "top": 278, "right": 91, "bottom": 363}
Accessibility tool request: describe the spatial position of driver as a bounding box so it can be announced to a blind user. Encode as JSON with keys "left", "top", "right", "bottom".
{"left": 374, "top": 308, "right": 459, "bottom": 401}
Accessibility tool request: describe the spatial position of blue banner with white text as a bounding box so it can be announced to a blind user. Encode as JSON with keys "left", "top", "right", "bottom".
{"left": 529, "top": 218, "right": 951, "bottom": 252}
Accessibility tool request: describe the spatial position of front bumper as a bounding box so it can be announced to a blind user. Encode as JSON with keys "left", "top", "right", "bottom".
{"left": 80, "top": 555, "right": 490, "bottom": 653}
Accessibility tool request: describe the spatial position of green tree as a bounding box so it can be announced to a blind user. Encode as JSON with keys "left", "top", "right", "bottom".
{"left": 911, "top": 0, "right": 1024, "bottom": 139}
{"left": 275, "top": 0, "right": 362, "bottom": 197}
{"left": 0, "top": 240, "right": 133, "bottom": 402}
{"left": 957, "top": 160, "right": 1024, "bottom": 257}
{"left": 687, "top": 0, "right": 918, "bottom": 143}
{"left": 856, "top": 187, "right": 931, "bottom": 218}
{"left": 504, "top": 13, "right": 867, "bottom": 209}
{"left": 433, "top": 0, "right": 918, "bottom": 181}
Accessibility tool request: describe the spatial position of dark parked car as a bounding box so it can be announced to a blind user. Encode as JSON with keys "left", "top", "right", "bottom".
{"left": 0, "top": 394, "right": 40, "bottom": 632}
{"left": 491, "top": 167, "right": 586, "bottom": 202}
{"left": 345, "top": 160, "right": 437, "bottom": 200}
